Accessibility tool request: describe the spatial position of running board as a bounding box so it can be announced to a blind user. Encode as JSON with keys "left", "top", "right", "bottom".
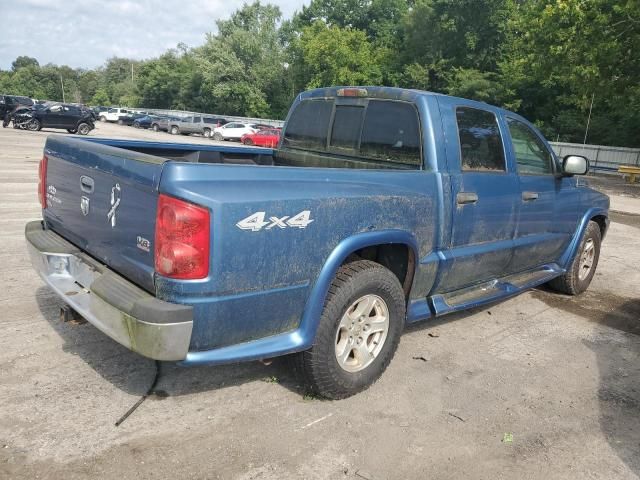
{"left": 429, "top": 263, "right": 564, "bottom": 316}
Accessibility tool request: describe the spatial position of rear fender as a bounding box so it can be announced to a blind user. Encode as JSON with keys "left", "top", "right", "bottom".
{"left": 297, "top": 229, "right": 419, "bottom": 346}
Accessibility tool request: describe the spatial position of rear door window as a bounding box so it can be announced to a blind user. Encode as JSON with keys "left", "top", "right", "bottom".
{"left": 455, "top": 107, "right": 506, "bottom": 171}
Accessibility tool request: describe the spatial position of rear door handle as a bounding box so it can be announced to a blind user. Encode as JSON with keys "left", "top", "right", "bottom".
{"left": 456, "top": 192, "right": 479, "bottom": 205}
{"left": 522, "top": 191, "right": 539, "bottom": 201}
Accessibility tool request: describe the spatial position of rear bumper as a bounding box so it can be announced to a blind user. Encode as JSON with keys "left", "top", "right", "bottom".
{"left": 25, "top": 221, "right": 193, "bottom": 361}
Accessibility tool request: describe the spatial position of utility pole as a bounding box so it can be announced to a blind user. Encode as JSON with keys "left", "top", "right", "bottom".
{"left": 60, "top": 75, "right": 66, "bottom": 103}
{"left": 583, "top": 92, "right": 595, "bottom": 145}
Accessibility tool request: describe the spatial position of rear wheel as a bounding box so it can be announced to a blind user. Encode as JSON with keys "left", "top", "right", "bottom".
{"left": 67, "top": 128, "right": 77, "bottom": 134}
{"left": 243, "top": 138, "right": 253, "bottom": 145}
{"left": 133, "top": 121, "right": 140, "bottom": 128}
{"left": 170, "top": 126, "right": 179, "bottom": 135}
{"left": 27, "top": 119, "right": 41, "bottom": 131}
{"left": 117, "top": 119, "right": 124, "bottom": 125}
{"left": 291, "top": 260, "right": 405, "bottom": 399}
{"left": 77, "top": 123, "right": 91, "bottom": 135}
{"left": 203, "top": 128, "right": 212, "bottom": 138}
{"left": 213, "top": 132, "right": 223, "bottom": 141}
{"left": 99, "top": 116, "right": 106, "bottom": 122}
{"left": 152, "top": 124, "right": 159, "bottom": 132}
{"left": 548, "top": 220, "right": 601, "bottom": 295}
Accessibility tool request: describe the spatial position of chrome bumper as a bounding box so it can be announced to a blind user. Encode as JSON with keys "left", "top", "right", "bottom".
{"left": 25, "top": 221, "right": 193, "bottom": 361}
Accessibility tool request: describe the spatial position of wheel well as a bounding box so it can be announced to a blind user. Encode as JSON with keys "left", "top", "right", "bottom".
{"left": 591, "top": 214, "right": 608, "bottom": 238}
{"left": 346, "top": 244, "right": 415, "bottom": 298}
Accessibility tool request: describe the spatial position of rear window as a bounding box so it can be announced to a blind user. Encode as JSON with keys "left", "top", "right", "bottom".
{"left": 330, "top": 106, "right": 364, "bottom": 150}
{"left": 360, "top": 101, "right": 421, "bottom": 165}
{"left": 282, "top": 99, "right": 333, "bottom": 151}
{"left": 283, "top": 98, "right": 421, "bottom": 167}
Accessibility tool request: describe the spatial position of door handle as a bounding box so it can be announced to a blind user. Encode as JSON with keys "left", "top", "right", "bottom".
{"left": 456, "top": 192, "right": 478, "bottom": 205}
{"left": 522, "top": 191, "right": 539, "bottom": 201}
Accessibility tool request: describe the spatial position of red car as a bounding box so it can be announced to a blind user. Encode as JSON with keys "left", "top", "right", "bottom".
{"left": 241, "top": 128, "right": 281, "bottom": 147}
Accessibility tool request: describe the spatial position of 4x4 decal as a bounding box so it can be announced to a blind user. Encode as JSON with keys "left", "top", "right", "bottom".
{"left": 236, "top": 210, "right": 313, "bottom": 231}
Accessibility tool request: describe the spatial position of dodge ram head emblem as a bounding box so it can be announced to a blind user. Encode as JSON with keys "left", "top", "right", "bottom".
{"left": 107, "top": 183, "right": 121, "bottom": 228}
{"left": 80, "top": 196, "right": 90, "bottom": 216}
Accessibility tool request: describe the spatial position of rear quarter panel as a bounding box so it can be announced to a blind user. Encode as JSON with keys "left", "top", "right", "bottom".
{"left": 157, "top": 163, "right": 440, "bottom": 351}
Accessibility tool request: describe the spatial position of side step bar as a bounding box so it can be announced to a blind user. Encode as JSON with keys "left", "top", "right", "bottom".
{"left": 429, "top": 263, "right": 564, "bottom": 316}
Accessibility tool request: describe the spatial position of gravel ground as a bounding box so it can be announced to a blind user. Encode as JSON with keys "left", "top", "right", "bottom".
{"left": 1, "top": 123, "right": 639, "bottom": 480}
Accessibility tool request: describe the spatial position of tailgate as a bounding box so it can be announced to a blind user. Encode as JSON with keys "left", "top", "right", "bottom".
{"left": 42, "top": 136, "right": 165, "bottom": 293}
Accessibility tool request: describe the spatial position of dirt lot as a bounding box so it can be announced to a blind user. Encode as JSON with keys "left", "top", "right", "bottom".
{"left": 1, "top": 123, "right": 639, "bottom": 479}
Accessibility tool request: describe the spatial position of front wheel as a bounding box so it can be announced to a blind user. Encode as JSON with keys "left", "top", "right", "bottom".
{"left": 243, "top": 138, "right": 253, "bottom": 145}
{"left": 203, "top": 128, "right": 212, "bottom": 138}
{"left": 213, "top": 132, "right": 223, "bottom": 141}
{"left": 99, "top": 116, "right": 106, "bottom": 122}
{"left": 291, "top": 260, "right": 405, "bottom": 399}
{"left": 77, "top": 123, "right": 91, "bottom": 135}
{"left": 67, "top": 128, "right": 77, "bottom": 134}
{"left": 548, "top": 220, "right": 601, "bottom": 295}
{"left": 152, "top": 124, "right": 159, "bottom": 132}
{"left": 27, "top": 119, "right": 41, "bottom": 131}
{"left": 170, "top": 126, "right": 179, "bottom": 135}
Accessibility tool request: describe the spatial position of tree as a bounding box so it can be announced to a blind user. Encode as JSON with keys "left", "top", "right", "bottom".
{"left": 501, "top": 0, "right": 640, "bottom": 146}
{"left": 11, "top": 56, "right": 39, "bottom": 71}
{"left": 299, "top": 21, "right": 382, "bottom": 88}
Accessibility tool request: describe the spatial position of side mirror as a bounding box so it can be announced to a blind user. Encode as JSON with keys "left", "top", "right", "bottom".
{"left": 562, "top": 155, "right": 589, "bottom": 176}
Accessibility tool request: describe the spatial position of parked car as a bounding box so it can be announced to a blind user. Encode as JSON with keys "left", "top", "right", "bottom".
{"left": 23, "top": 103, "right": 95, "bottom": 134}
{"left": 168, "top": 115, "right": 227, "bottom": 137}
{"left": 132, "top": 114, "right": 163, "bottom": 129}
{"left": 1, "top": 95, "right": 34, "bottom": 120}
{"left": 25, "top": 86, "right": 609, "bottom": 399}
{"left": 212, "top": 122, "right": 258, "bottom": 141}
{"left": 150, "top": 115, "right": 180, "bottom": 132}
{"left": 241, "top": 128, "right": 281, "bottom": 147}
{"left": 98, "top": 107, "right": 131, "bottom": 122}
{"left": 117, "top": 112, "right": 147, "bottom": 126}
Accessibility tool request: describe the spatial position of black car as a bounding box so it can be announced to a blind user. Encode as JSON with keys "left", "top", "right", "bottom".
{"left": 0, "top": 95, "right": 34, "bottom": 119}
{"left": 117, "top": 112, "right": 147, "bottom": 126}
{"left": 26, "top": 103, "right": 95, "bottom": 135}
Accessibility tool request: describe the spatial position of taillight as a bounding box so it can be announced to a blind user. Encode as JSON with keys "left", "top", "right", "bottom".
{"left": 38, "top": 155, "right": 48, "bottom": 209}
{"left": 155, "top": 194, "right": 210, "bottom": 279}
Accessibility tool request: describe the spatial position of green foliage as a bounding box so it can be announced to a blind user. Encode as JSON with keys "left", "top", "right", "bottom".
{"left": 299, "top": 21, "right": 382, "bottom": 88}
{"left": 1, "top": 0, "right": 638, "bottom": 146}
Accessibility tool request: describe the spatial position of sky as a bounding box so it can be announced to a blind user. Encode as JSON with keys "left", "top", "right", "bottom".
{"left": 0, "top": 0, "right": 307, "bottom": 70}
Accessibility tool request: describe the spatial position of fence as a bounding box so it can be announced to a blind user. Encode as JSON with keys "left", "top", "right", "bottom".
{"left": 549, "top": 141, "right": 640, "bottom": 173}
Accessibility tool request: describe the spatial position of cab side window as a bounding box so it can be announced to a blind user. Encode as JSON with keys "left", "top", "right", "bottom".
{"left": 507, "top": 118, "right": 554, "bottom": 175}
{"left": 455, "top": 107, "right": 505, "bottom": 172}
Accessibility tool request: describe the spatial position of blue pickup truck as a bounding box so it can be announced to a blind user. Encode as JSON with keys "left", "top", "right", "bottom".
{"left": 26, "top": 87, "right": 609, "bottom": 398}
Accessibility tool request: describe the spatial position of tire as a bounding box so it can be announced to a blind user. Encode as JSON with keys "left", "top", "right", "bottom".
{"left": 243, "top": 138, "right": 254, "bottom": 145}
{"left": 203, "top": 128, "right": 212, "bottom": 138}
{"left": 170, "top": 126, "right": 179, "bottom": 135}
{"left": 99, "top": 116, "right": 106, "bottom": 122}
{"left": 291, "top": 260, "right": 405, "bottom": 399}
{"left": 548, "top": 220, "right": 601, "bottom": 295}
{"left": 27, "top": 119, "right": 41, "bottom": 131}
{"left": 117, "top": 119, "right": 124, "bottom": 125}
{"left": 152, "top": 124, "right": 159, "bottom": 132}
{"left": 133, "top": 122, "right": 140, "bottom": 128}
{"left": 77, "top": 123, "right": 91, "bottom": 135}
{"left": 213, "top": 132, "right": 223, "bottom": 141}
{"left": 67, "top": 129, "right": 77, "bottom": 134}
